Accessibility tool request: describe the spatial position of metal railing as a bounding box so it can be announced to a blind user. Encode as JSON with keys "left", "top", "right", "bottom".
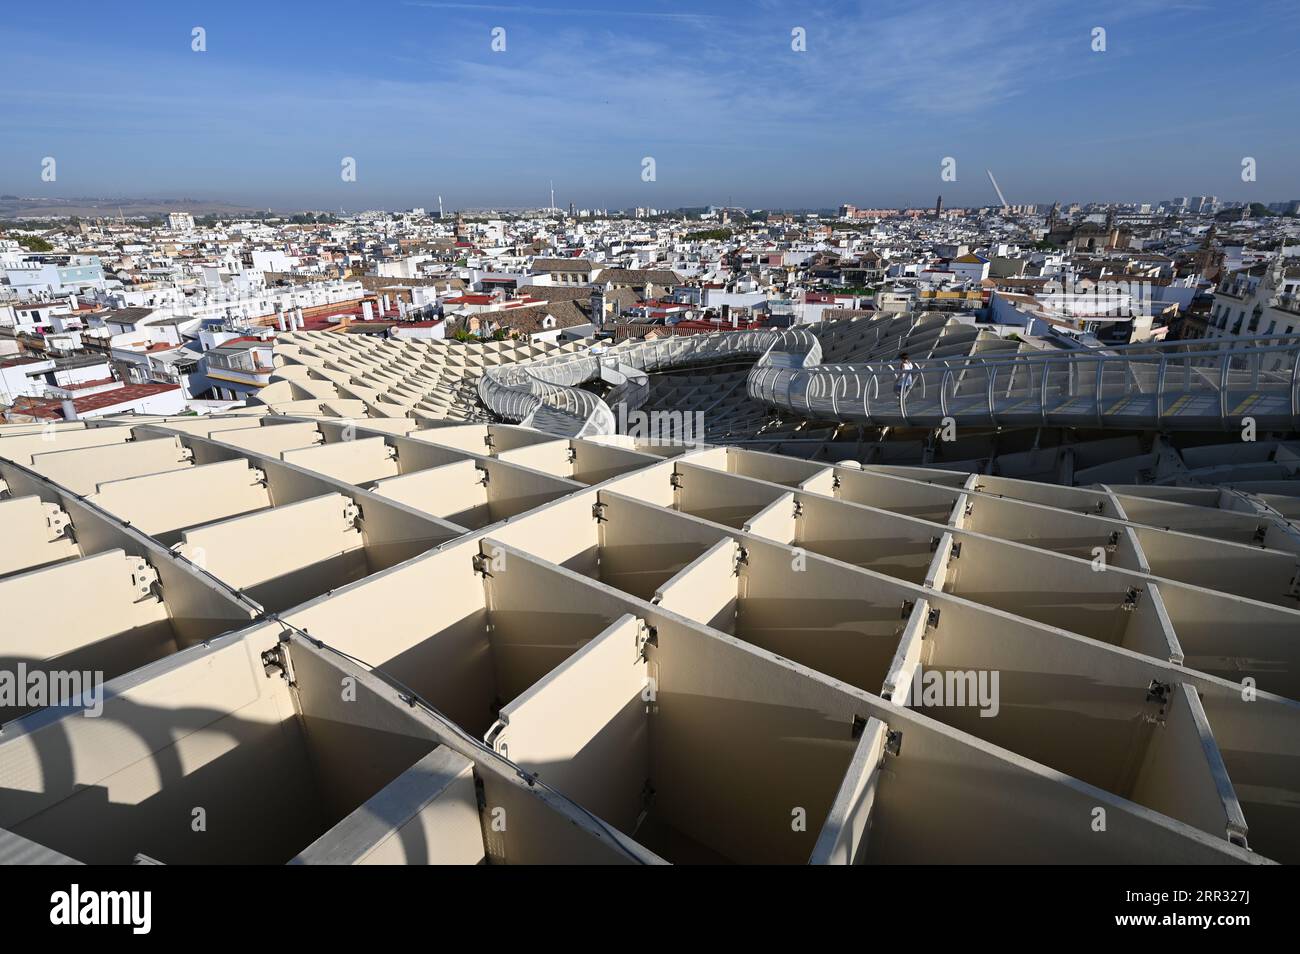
{"left": 750, "top": 333, "right": 1300, "bottom": 431}
{"left": 477, "top": 328, "right": 819, "bottom": 435}
{"left": 480, "top": 326, "right": 1300, "bottom": 437}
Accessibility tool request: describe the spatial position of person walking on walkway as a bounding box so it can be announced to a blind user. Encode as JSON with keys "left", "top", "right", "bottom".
{"left": 894, "top": 352, "right": 916, "bottom": 400}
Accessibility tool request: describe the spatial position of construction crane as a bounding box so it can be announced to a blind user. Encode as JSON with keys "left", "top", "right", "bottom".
{"left": 986, "top": 169, "right": 1009, "bottom": 210}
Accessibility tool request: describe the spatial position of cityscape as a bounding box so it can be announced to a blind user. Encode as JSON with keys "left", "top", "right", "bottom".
{"left": 0, "top": 1, "right": 1296, "bottom": 900}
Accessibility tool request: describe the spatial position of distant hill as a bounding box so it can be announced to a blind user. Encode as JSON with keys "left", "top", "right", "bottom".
{"left": 0, "top": 195, "right": 264, "bottom": 220}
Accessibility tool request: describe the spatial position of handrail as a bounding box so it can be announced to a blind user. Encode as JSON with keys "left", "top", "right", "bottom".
{"left": 475, "top": 323, "right": 1300, "bottom": 437}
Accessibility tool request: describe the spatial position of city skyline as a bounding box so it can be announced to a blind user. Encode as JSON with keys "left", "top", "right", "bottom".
{"left": 2, "top": 0, "right": 1299, "bottom": 209}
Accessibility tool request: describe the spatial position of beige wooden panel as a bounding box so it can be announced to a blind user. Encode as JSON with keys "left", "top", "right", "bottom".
{"left": 0, "top": 420, "right": 86, "bottom": 438}
{"left": 674, "top": 463, "right": 787, "bottom": 529}
{"left": 484, "top": 488, "right": 601, "bottom": 574}
{"left": 943, "top": 530, "right": 1144, "bottom": 645}
{"left": 0, "top": 626, "right": 333, "bottom": 864}
{"left": 963, "top": 492, "right": 1121, "bottom": 558}
{"left": 0, "top": 549, "right": 168, "bottom": 664}
{"left": 796, "top": 493, "right": 936, "bottom": 584}
{"left": 319, "top": 417, "right": 420, "bottom": 437}
{"left": 293, "top": 748, "right": 484, "bottom": 864}
{"left": 215, "top": 421, "right": 324, "bottom": 455}
{"left": 30, "top": 437, "right": 193, "bottom": 495}
{"left": 0, "top": 551, "right": 175, "bottom": 723}
{"left": 809, "top": 717, "right": 888, "bottom": 864}
{"left": 653, "top": 538, "right": 739, "bottom": 632}
{"left": 797, "top": 467, "right": 837, "bottom": 498}
{"left": 89, "top": 459, "right": 271, "bottom": 537}
{"left": 1115, "top": 492, "right": 1268, "bottom": 545}
{"left": 1134, "top": 527, "right": 1298, "bottom": 605}
{"left": 1199, "top": 689, "right": 1300, "bottom": 863}
{"left": 135, "top": 416, "right": 269, "bottom": 439}
{"left": 489, "top": 425, "right": 562, "bottom": 454}
{"left": 726, "top": 447, "right": 829, "bottom": 488}
{"left": 738, "top": 537, "right": 912, "bottom": 694}
{"left": 282, "top": 539, "right": 494, "bottom": 735}
{"left": 288, "top": 642, "right": 441, "bottom": 833}
{"left": 0, "top": 426, "right": 131, "bottom": 466}
{"left": 649, "top": 618, "right": 864, "bottom": 864}
{"left": 1123, "top": 581, "right": 1182, "bottom": 662}
{"left": 174, "top": 492, "right": 363, "bottom": 590}
{"left": 0, "top": 495, "right": 79, "bottom": 577}
{"left": 834, "top": 467, "right": 962, "bottom": 521}
{"left": 742, "top": 491, "right": 797, "bottom": 544}
{"left": 281, "top": 436, "right": 399, "bottom": 485}
{"left": 1132, "top": 684, "right": 1248, "bottom": 844}
{"left": 881, "top": 598, "right": 932, "bottom": 702}
{"left": 492, "top": 614, "right": 648, "bottom": 835}
{"left": 1159, "top": 584, "right": 1300, "bottom": 699}
{"left": 568, "top": 440, "right": 660, "bottom": 485}
{"left": 407, "top": 424, "right": 491, "bottom": 455}
{"left": 496, "top": 440, "right": 572, "bottom": 479}
{"left": 597, "top": 491, "right": 730, "bottom": 600}
{"left": 481, "top": 459, "right": 582, "bottom": 523}
{"left": 480, "top": 542, "right": 639, "bottom": 707}
{"left": 915, "top": 592, "right": 1236, "bottom": 811}
{"left": 978, "top": 474, "right": 1119, "bottom": 515}
{"left": 371, "top": 460, "right": 487, "bottom": 524}
{"left": 865, "top": 694, "right": 1257, "bottom": 864}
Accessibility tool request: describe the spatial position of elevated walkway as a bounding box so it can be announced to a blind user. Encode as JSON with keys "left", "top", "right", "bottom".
{"left": 480, "top": 328, "right": 1300, "bottom": 437}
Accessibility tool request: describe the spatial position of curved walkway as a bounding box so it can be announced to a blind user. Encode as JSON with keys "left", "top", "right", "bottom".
{"left": 479, "top": 327, "right": 1300, "bottom": 436}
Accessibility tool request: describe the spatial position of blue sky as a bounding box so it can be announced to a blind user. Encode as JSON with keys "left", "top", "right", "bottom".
{"left": 1, "top": 0, "right": 1298, "bottom": 210}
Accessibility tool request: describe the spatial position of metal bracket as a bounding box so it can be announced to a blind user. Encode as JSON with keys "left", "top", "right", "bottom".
{"left": 249, "top": 467, "right": 268, "bottom": 487}
{"left": 261, "top": 638, "right": 295, "bottom": 684}
{"left": 929, "top": 535, "right": 941, "bottom": 553}
{"left": 0, "top": 477, "right": 8, "bottom": 497}
{"left": 471, "top": 552, "right": 494, "bottom": 578}
{"left": 1122, "top": 586, "right": 1142, "bottom": 612}
{"left": 43, "top": 503, "right": 71, "bottom": 540}
{"left": 129, "top": 560, "right": 160, "bottom": 602}
{"left": 732, "top": 545, "right": 749, "bottom": 575}
{"left": 900, "top": 598, "right": 915, "bottom": 619}
{"left": 669, "top": 471, "right": 684, "bottom": 490}
{"left": 591, "top": 501, "right": 608, "bottom": 523}
{"left": 1287, "top": 566, "right": 1300, "bottom": 599}
{"left": 1145, "top": 679, "right": 1170, "bottom": 705}
{"left": 178, "top": 446, "right": 195, "bottom": 463}
{"left": 483, "top": 433, "right": 495, "bottom": 450}
{"left": 792, "top": 500, "right": 803, "bottom": 519}
{"left": 949, "top": 541, "right": 962, "bottom": 560}
{"left": 851, "top": 714, "right": 867, "bottom": 739}
{"left": 636, "top": 620, "right": 657, "bottom": 661}
{"left": 1253, "top": 524, "right": 1269, "bottom": 546}
{"left": 884, "top": 729, "right": 903, "bottom": 757}
{"left": 566, "top": 446, "right": 577, "bottom": 464}
{"left": 342, "top": 502, "right": 360, "bottom": 530}
{"left": 926, "top": 606, "right": 941, "bottom": 629}
{"left": 633, "top": 779, "right": 657, "bottom": 831}
{"left": 476, "top": 466, "right": 490, "bottom": 487}
{"left": 963, "top": 500, "right": 974, "bottom": 518}
{"left": 384, "top": 444, "right": 399, "bottom": 462}
{"left": 1105, "top": 530, "right": 1120, "bottom": 553}
{"left": 1143, "top": 679, "right": 1171, "bottom": 725}
{"left": 831, "top": 474, "right": 841, "bottom": 492}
